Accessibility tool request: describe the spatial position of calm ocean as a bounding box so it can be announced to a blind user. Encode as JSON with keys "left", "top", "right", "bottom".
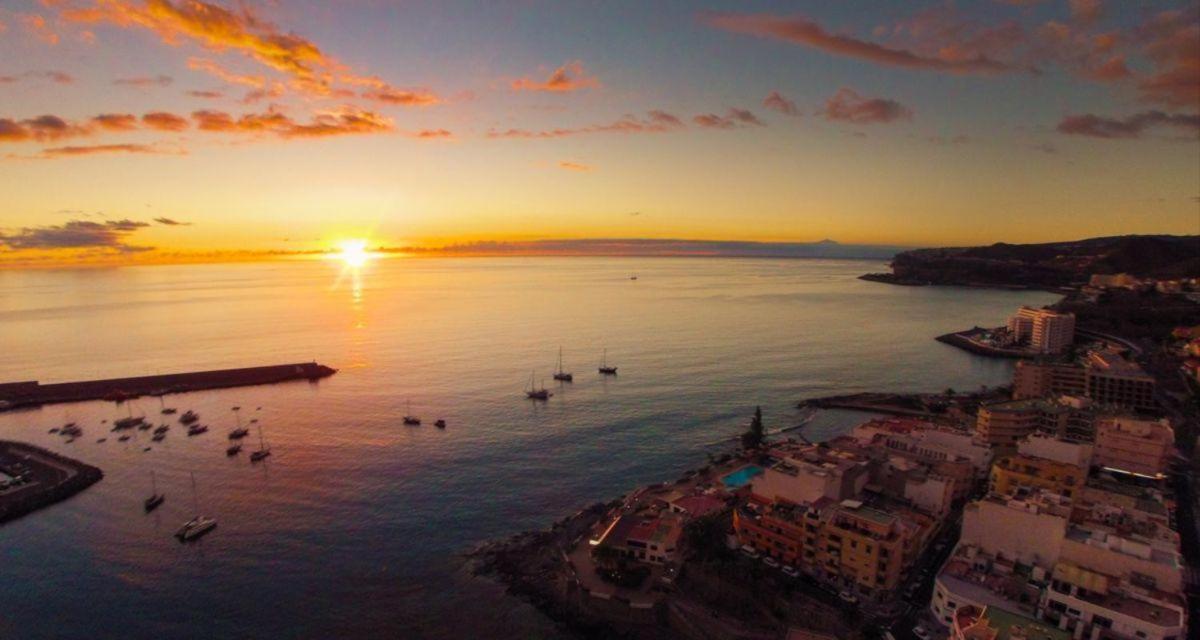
{"left": 0, "top": 257, "right": 1057, "bottom": 639}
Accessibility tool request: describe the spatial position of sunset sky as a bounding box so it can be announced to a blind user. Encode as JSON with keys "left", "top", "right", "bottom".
{"left": 0, "top": 0, "right": 1197, "bottom": 265}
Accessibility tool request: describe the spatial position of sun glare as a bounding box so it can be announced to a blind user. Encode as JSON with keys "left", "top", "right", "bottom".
{"left": 337, "top": 240, "right": 371, "bottom": 268}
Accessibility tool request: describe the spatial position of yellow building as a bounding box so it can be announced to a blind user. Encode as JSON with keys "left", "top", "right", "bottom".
{"left": 733, "top": 498, "right": 934, "bottom": 599}
{"left": 989, "top": 454, "right": 1087, "bottom": 501}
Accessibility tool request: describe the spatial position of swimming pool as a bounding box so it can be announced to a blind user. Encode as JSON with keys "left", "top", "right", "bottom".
{"left": 722, "top": 465, "right": 764, "bottom": 489}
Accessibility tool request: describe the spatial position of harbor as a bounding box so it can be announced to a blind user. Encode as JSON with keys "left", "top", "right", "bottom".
{"left": 0, "top": 440, "right": 102, "bottom": 525}
{"left": 0, "top": 362, "right": 337, "bottom": 411}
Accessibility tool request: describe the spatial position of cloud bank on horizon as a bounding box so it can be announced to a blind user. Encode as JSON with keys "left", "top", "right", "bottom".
{"left": 0, "top": 0, "right": 1196, "bottom": 264}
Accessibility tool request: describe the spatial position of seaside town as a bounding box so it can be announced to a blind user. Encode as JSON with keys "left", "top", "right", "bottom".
{"left": 473, "top": 272, "right": 1200, "bottom": 640}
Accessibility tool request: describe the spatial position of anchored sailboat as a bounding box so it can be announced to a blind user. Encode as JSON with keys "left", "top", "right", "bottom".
{"left": 553, "top": 347, "right": 573, "bottom": 382}
{"left": 143, "top": 470, "right": 165, "bottom": 513}
{"left": 598, "top": 349, "right": 618, "bottom": 375}
{"left": 403, "top": 400, "right": 421, "bottom": 426}
{"left": 525, "top": 371, "right": 552, "bottom": 400}
{"left": 175, "top": 473, "right": 216, "bottom": 542}
{"left": 249, "top": 424, "right": 271, "bottom": 462}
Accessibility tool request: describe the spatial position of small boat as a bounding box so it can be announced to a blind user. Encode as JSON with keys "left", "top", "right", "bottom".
{"left": 143, "top": 447, "right": 152, "bottom": 452}
{"left": 118, "top": 435, "right": 131, "bottom": 442}
{"left": 114, "top": 416, "right": 144, "bottom": 430}
{"left": 154, "top": 425, "right": 169, "bottom": 434}
{"left": 402, "top": 401, "right": 421, "bottom": 426}
{"left": 63, "top": 422, "right": 77, "bottom": 429}
{"left": 553, "top": 347, "right": 573, "bottom": 382}
{"left": 228, "top": 427, "right": 249, "bottom": 440}
{"left": 630, "top": 275, "right": 638, "bottom": 280}
{"left": 65, "top": 438, "right": 76, "bottom": 444}
{"left": 176, "top": 473, "right": 217, "bottom": 542}
{"left": 138, "top": 422, "right": 153, "bottom": 431}
{"left": 151, "top": 433, "right": 165, "bottom": 442}
{"left": 96, "top": 438, "right": 107, "bottom": 443}
{"left": 179, "top": 410, "right": 199, "bottom": 425}
{"left": 62, "top": 426, "right": 83, "bottom": 437}
{"left": 187, "top": 424, "right": 208, "bottom": 436}
{"left": 598, "top": 349, "right": 618, "bottom": 375}
{"left": 434, "top": 419, "right": 446, "bottom": 429}
{"left": 161, "top": 408, "right": 177, "bottom": 415}
{"left": 48, "top": 428, "right": 60, "bottom": 434}
{"left": 159, "top": 396, "right": 176, "bottom": 415}
{"left": 226, "top": 443, "right": 242, "bottom": 456}
{"left": 144, "top": 471, "right": 165, "bottom": 512}
{"left": 525, "top": 371, "right": 552, "bottom": 401}
{"left": 232, "top": 406, "right": 241, "bottom": 411}
{"left": 249, "top": 424, "right": 271, "bottom": 462}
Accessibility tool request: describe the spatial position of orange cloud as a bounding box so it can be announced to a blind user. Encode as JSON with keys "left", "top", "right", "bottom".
{"left": 413, "top": 128, "right": 453, "bottom": 140}
{"left": 143, "top": 111, "right": 189, "bottom": 130}
{"left": 763, "top": 91, "right": 799, "bottom": 117}
{"left": 42, "top": 143, "right": 163, "bottom": 156}
{"left": 0, "top": 70, "right": 75, "bottom": 84}
{"left": 186, "top": 57, "right": 265, "bottom": 88}
{"left": 510, "top": 61, "right": 599, "bottom": 93}
{"left": 63, "top": 0, "right": 330, "bottom": 81}
{"left": 0, "top": 115, "right": 90, "bottom": 142}
{"left": 558, "top": 161, "right": 592, "bottom": 172}
{"left": 91, "top": 113, "right": 140, "bottom": 131}
{"left": 190, "top": 107, "right": 393, "bottom": 138}
{"left": 114, "top": 74, "right": 173, "bottom": 87}
{"left": 21, "top": 14, "right": 60, "bottom": 45}
{"left": 361, "top": 86, "right": 441, "bottom": 106}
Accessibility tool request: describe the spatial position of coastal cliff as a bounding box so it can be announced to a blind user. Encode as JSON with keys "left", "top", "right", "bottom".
{"left": 861, "top": 235, "right": 1200, "bottom": 290}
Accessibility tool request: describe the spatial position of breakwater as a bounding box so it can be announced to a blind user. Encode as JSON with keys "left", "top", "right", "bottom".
{"left": 0, "top": 441, "right": 103, "bottom": 525}
{"left": 0, "top": 362, "right": 336, "bottom": 411}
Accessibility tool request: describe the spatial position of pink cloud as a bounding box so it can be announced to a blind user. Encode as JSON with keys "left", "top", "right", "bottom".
{"left": 706, "top": 12, "right": 1017, "bottom": 75}
{"left": 763, "top": 91, "right": 799, "bottom": 117}
{"left": 1057, "top": 111, "right": 1200, "bottom": 138}
{"left": 821, "top": 88, "right": 912, "bottom": 124}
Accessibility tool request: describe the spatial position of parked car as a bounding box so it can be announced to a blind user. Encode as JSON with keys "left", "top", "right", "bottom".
{"left": 763, "top": 556, "right": 780, "bottom": 568}
{"left": 913, "top": 625, "right": 932, "bottom": 640}
{"left": 838, "top": 590, "right": 858, "bottom": 605}
{"left": 739, "top": 545, "right": 760, "bottom": 559}
{"left": 781, "top": 565, "right": 800, "bottom": 578}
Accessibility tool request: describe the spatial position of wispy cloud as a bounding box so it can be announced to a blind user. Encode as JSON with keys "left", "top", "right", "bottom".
{"left": 821, "top": 88, "right": 912, "bottom": 124}
{"left": 41, "top": 144, "right": 165, "bottom": 157}
{"left": 693, "top": 108, "right": 766, "bottom": 129}
{"left": 763, "top": 91, "right": 800, "bottom": 117}
{"left": 558, "top": 161, "right": 592, "bottom": 172}
{"left": 510, "top": 61, "right": 599, "bottom": 93}
{"left": 706, "top": 12, "right": 1018, "bottom": 75}
{"left": 153, "top": 217, "right": 191, "bottom": 225}
{"left": 0, "top": 115, "right": 90, "bottom": 142}
{"left": 0, "top": 70, "right": 74, "bottom": 84}
{"left": 488, "top": 110, "right": 685, "bottom": 139}
{"left": 114, "top": 74, "right": 173, "bottom": 87}
{"left": 143, "top": 111, "right": 189, "bottom": 131}
{"left": 1057, "top": 110, "right": 1200, "bottom": 138}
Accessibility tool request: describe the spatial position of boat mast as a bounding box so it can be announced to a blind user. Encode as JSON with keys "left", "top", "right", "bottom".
{"left": 190, "top": 472, "right": 199, "bottom": 514}
{"left": 258, "top": 424, "right": 266, "bottom": 451}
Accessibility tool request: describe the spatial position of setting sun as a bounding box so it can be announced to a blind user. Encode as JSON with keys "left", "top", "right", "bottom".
{"left": 336, "top": 240, "right": 371, "bottom": 268}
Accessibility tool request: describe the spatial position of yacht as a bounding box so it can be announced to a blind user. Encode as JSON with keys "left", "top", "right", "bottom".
{"left": 434, "top": 419, "right": 446, "bottom": 429}
{"left": 228, "top": 427, "right": 249, "bottom": 439}
{"left": 179, "top": 410, "right": 199, "bottom": 425}
{"left": 186, "top": 424, "right": 208, "bottom": 436}
{"left": 402, "top": 401, "right": 421, "bottom": 426}
{"left": 552, "top": 347, "right": 573, "bottom": 382}
{"left": 175, "top": 473, "right": 216, "bottom": 542}
{"left": 118, "top": 435, "right": 131, "bottom": 442}
{"left": 151, "top": 432, "right": 166, "bottom": 443}
{"left": 226, "top": 443, "right": 242, "bottom": 456}
{"left": 144, "top": 471, "right": 165, "bottom": 513}
{"left": 525, "top": 372, "right": 552, "bottom": 400}
{"left": 154, "top": 425, "right": 169, "bottom": 434}
{"left": 598, "top": 349, "right": 618, "bottom": 375}
{"left": 249, "top": 424, "right": 271, "bottom": 462}
{"left": 161, "top": 408, "right": 177, "bottom": 415}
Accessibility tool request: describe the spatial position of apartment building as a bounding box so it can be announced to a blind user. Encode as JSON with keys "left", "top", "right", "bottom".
{"left": 1093, "top": 416, "right": 1175, "bottom": 479}
{"left": 989, "top": 453, "right": 1087, "bottom": 501}
{"left": 1008, "top": 307, "right": 1076, "bottom": 355}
